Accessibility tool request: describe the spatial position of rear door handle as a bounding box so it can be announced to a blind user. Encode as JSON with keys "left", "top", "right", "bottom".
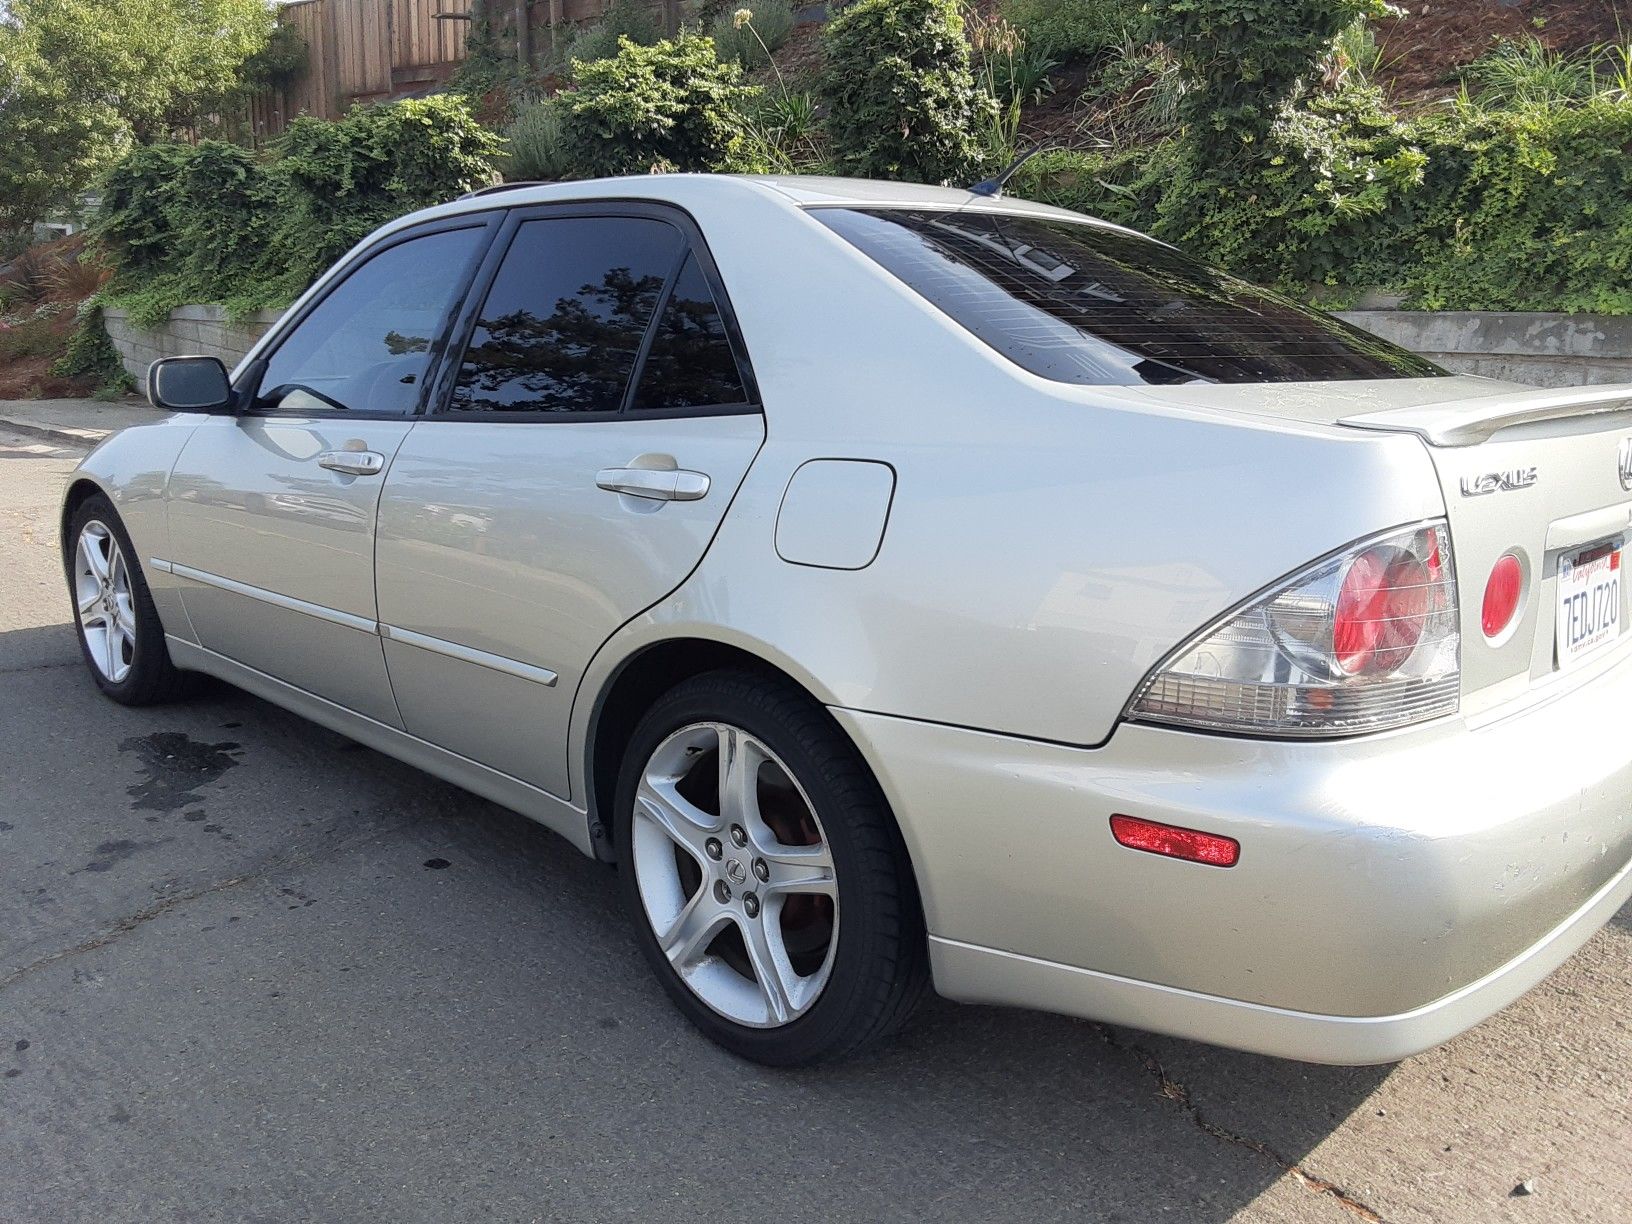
{"left": 317, "top": 450, "right": 386, "bottom": 476}
{"left": 595, "top": 467, "right": 711, "bottom": 502}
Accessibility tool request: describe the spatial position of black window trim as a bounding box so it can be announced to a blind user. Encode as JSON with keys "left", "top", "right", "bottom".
{"left": 422, "top": 199, "right": 762, "bottom": 424}
{"left": 234, "top": 212, "right": 506, "bottom": 422}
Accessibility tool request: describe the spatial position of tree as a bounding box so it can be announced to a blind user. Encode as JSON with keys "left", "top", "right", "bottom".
{"left": 0, "top": 0, "right": 274, "bottom": 227}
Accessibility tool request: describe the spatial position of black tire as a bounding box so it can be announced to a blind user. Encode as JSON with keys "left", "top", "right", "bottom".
{"left": 65, "top": 494, "right": 193, "bottom": 706}
{"left": 615, "top": 668, "right": 928, "bottom": 1066}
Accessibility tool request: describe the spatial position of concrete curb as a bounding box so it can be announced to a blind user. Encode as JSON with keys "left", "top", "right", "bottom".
{"left": 0, "top": 415, "right": 110, "bottom": 448}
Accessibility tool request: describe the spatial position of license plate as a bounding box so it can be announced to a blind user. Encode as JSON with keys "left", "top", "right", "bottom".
{"left": 1556, "top": 540, "right": 1623, "bottom": 669}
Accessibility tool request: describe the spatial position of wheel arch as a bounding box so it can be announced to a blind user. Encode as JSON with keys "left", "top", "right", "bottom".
{"left": 581, "top": 636, "right": 924, "bottom": 913}
{"left": 60, "top": 476, "right": 111, "bottom": 555}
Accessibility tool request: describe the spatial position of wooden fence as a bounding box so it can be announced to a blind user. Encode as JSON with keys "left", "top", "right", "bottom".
{"left": 249, "top": 0, "right": 681, "bottom": 141}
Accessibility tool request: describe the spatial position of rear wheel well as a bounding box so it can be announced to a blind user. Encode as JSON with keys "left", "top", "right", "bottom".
{"left": 588, "top": 639, "right": 792, "bottom": 858}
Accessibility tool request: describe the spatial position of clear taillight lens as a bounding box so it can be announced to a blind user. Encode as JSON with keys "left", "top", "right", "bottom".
{"left": 1128, "top": 522, "right": 1459, "bottom": 737}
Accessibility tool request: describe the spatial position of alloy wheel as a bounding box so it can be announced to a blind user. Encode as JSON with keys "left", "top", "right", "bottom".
{"left": 74, "top": 520, "right": 136, "bottom": 684}
{"left": 630, "top": 722, "right": 840, "bottom": 1028}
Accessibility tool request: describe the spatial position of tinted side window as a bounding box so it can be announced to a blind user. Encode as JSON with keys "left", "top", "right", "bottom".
{"left": 631, "top": 252, "right": 749, "bottom": 410}
{"left": 814, "top": 208, "right": 1444, "bottom": 385}
{"left": 257, "top": 227, "right": 486, "bottom": 415}
{"left": 448, "top": 217, "right": 683, "bottom": 414}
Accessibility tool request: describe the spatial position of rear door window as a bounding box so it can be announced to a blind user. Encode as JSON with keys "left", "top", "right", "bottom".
{"left": 446, "top": 216, "right": 683, "bottom": 414}
{"left": 813, "top": 207, "right": 1443, "bottom": 385}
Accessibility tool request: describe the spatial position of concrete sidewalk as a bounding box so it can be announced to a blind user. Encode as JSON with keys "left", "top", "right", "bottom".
{"left": 0, "top": 397, "right": 163, "bottom": 448}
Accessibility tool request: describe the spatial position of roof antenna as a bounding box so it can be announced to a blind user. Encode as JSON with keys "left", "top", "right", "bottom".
{"left": 967, "top": 140, "right": 1058, "bottom": 199}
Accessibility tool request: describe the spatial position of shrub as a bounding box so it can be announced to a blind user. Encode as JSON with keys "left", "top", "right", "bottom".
{"left": 95, "top": 96, "right": 501, "bottom": 323}
{"left": 820, "top": 0, "right": 994, "bottom": 185}
{"left": 1401, "top": 96, "right": 1632, "bottom": 313}
{"left": 561, "top": 34, "right": 757, "bottom": 175}
{"left": 999, "top": 0, "right": 1144, "bottom": 63}
{"left": 0, "top": 246, "right": 57, "bottom": 306}
{"left": 269, "top": 95, "right": 502, "bottom": 296}
{"left": 53, "top": 303, "right": 132, "bottom": 393}
{"left": 503, "top": 95, "right": 574, "bottom": 181}
{"left": 711, "top": 1, "right": 797, "bottom": 71}
{"left": 1147, "top": 0, "right": 1390, "bottom": 143}
{"left": 96, "top": 139, "right": 278, "bottom": 325}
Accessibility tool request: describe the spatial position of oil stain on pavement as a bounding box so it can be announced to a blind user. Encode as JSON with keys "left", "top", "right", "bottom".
{"left": 118, "top": 731, "right": 243, "bottom": 813}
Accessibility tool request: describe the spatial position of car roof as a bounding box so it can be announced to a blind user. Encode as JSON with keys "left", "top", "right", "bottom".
{"left": 395, "top": 173, "right": 1145, "bottom": 240}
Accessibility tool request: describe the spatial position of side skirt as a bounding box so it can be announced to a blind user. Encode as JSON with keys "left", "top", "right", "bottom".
{"left": 167, "top": 636, "right": 596, "bottom": 856}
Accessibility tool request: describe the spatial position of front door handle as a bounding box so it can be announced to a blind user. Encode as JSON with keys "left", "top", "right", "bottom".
{"left": 317, "top": 450, "right": 386, "bottom": 476}
{"left": 595, "top": 467, "right": 711, "bottom": 502}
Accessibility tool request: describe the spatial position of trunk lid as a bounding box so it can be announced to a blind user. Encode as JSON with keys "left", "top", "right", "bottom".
{"left": 1098, "top": 374, "right": 1632, "bottom": 718}
{"left": 1342, "top": 381, "right": 1632, "bottom": 718}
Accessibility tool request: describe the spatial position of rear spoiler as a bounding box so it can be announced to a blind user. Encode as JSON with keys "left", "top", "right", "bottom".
{"left": 1341, "top": 384, "right": 1632, "bottom": 447}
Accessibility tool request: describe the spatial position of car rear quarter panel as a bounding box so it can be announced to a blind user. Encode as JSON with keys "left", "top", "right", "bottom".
{"left": 639, "top": 198, "right": 1449, "bottom": 746}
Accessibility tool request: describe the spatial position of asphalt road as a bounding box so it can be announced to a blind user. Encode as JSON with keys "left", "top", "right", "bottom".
{"left": 1, "top": 423, "right": 1629, "bottom": 1223}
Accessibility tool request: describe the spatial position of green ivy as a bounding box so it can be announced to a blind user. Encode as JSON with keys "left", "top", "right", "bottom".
{"left": 820, "top": 0, "right": 994, "bottom": 185}
{"left": 561, "top": 34, "right": 757, "bottom": 176}
{"left": 52, "top": 302, "right": 134, "bottom": 394}
{"left": 271, "top": 96, "right": 502, "bottom": 295}
{"left": 95, "top": 96, "right": 501, "bottom": 326}
{"left": 1401, "top": 98, "right": 1632, "bottom": 313}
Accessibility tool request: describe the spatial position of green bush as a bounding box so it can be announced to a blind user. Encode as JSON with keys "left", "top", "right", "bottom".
{"left": 711, "top": 1, "right": 797, "bottom": 71}
{"left": 1147, "top": 0, "right": 1390, "bottom": 142}
{"left": 95, "top": 140, "right": 277, "bottom": 326}
{"left": 820, "top": 0, "right": 994, "bottom": 185}
{"left": 999, "top": 0, "right": 1144, "bottom": 62}
{"left": 562, "top": 34, "right": 757, "bottom": 175}
{"left": 503, "top": 95, "right": 574, "bottom": 181}
{"left": 53, "top": 303, "right": 133, "bottom": 393}
{"left": 272, "top": 95, "right": 501, "bottom": 294}
{"left": 96, "top": 95, "right": 501, "bottom": 324}
{"left": 1402, "top": 97, "right": 1632, "bottom": 313}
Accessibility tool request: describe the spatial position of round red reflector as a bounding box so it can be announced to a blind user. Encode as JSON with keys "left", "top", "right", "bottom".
{"left": 1482, "top": 553, "right": 1523, "bottom": 639}
{"left": 1334, "top": 547, "right": 1430, "bottom": 675}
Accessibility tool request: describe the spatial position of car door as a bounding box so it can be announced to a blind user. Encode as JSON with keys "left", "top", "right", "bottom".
{"left": 374, "top": 204, "right": 765, "bottom": 798}
{"left": 166, "top": 218, "right": 495, "bottom": 724}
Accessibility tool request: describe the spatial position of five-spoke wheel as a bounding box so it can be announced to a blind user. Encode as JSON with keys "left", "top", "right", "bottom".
{"left": 616, "top": 669, "right": 927, "bottom": 1065}
{"left": 73, "top": 519, "right": 137, "bottom": 684}
{"left": 65, "top": 493, "right": 191, "bottom": 705}
{"left": 632, "top": 722, "right": 840, "bottom": 1028}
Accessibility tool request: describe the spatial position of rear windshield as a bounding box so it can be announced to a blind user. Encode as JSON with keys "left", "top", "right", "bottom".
{"left": 813, "top": 207, "right": 1444, "bottom": 385}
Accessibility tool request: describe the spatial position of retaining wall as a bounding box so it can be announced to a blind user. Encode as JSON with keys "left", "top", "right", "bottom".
{"left": 103, "top": 305, "right": 282, "bottom": 393}
{"left": 1337, "top": 310, "right": 1632, "bottom": 388}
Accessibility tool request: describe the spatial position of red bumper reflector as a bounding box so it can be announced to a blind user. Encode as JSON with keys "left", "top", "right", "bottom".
{"left": 1110, "top": 814, "right": 1240, "bottom": 867}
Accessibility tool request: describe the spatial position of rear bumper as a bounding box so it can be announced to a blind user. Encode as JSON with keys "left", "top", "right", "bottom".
{"left": 832, "top": 643, "right": 1632, "bottom": 1064}
{"left": 928, "top": 855, "right": 1632, "bottom": 1064}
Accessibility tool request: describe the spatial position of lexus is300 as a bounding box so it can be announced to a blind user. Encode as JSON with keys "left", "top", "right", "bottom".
{"left": 63, "top": 176, "right": 1632, "bottom": 1065}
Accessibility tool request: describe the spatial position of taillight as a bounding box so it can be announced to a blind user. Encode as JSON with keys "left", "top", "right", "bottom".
{"left": 1128, "top": 521, "right": 1459, "bottom": 736}
{"left": 1482, "top": 553, "right": 1524, "bottom": 640}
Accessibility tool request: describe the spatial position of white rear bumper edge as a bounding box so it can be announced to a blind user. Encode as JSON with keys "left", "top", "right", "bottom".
{"left": 930, "top": 851, "right": 1632, "bottom": 1065}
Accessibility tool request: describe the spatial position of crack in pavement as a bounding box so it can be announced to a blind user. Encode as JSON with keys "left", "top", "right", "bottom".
{"left": 1090, "top": 1024, "right": 1388, "bottom": 1223}
{"left": 0, "top": 819, "right": 419, "bottom": 996}
{"left": 0, "top": 661, "right": 79, "bottom": 676}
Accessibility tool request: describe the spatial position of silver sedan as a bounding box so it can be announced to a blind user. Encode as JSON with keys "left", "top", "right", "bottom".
{"left": 62, "top": 175, "right": 1632, "bottom": 1065}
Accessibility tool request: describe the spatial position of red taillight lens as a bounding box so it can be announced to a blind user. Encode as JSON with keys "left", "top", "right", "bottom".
{"left": 1333, "top": 546, "right": 1431, "bottom": 675}
{"left": 1482, "top": 553, "right": 1523, "bottom": 639}
{"left": 1110, "top": 815, "right": 1240, "bottom": 867}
